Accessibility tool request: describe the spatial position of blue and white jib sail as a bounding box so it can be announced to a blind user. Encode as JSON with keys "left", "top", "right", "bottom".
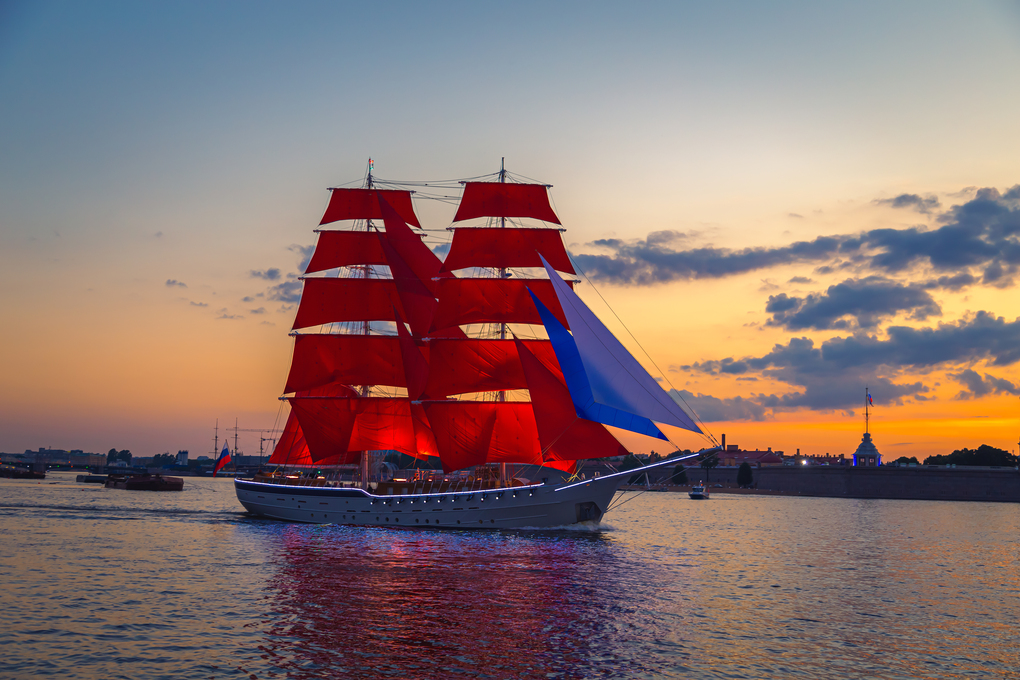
{"left": 528, "top": 256, "right": 701, "bottom": 441}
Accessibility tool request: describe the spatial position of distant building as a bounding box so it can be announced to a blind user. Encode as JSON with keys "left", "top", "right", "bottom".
{"left": 852, "top": 433, "right": 882, "bottom": 466}
{"left": 719, "top": 444, "right": 784, "bottom": 467}
{"left": 805, "top": 452, "right": 847, "bottom": 466}
{"left": 176, "top": 450, "right": 189, "bottom": 466}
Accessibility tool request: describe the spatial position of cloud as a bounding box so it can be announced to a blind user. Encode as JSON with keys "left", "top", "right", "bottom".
{"left": 873, "top": 193, "right": 941, "bottom": 213}
{"left": 571, "top": 185, "right": 1020, "bottom": 287}
{"left": 216, "top": 310, "right": 243, "bottom": 319}
{"left": 189, "top": 301, "right": 208, "bottom": 307}
{"left": 765, "top": 277, "right": 941, "bottom": 331}
{"left": 154, "top": 231, "right": 163, "bottom": 238}
{"left": 432, "top": 243, "right": 451, "bottom": 260}
{"left": 241, "top": 296, "right": 255, "bottom": 302}
{"left": 289, "top": 244, "right": 315, "bottom": 272}
{"left": 788, "top": 213, "right": 804, "bottom": 219}
{"left": 670, "top": 389, "right": 767, "bottom": 421}
{"left": 820, "top": 311, "right": 1020, "bottom": 368}
{"left": 166, "top": 279, "right": 187, "bottom": 288}
{"left": 683, "top": 310, "right": 1020, "bottom": 413}
{"left": 572, "top": 234, "right": 844, "bottom": 285}
{"left": 950, "top": 369, "right": 1020, "bottom": 400}
{"left": 250, "top": 268, "right": 281, "bottom": 280}
{"left": 267, "top": 280, "right": 302, "bottom": 303}
{"left": 249, "top": 307, "right": 267, "bottom": 314}
{"left": 788, "top": 276, "right": 813, "bottom": 284}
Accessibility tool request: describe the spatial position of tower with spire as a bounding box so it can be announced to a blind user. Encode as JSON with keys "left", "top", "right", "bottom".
{"left": 852, "top": 388, "right": 882, "bottom": 466}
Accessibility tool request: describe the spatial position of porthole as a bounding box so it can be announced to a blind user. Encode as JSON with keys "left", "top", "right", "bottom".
{"left": 457, "top": 520, "right": 461, "bottom": 524}
{"left": 490, "top": 519, "right": 495, "bottom": 524}
{"left": 416, "top": 519, "right": 420, "bottom": 523}
{"left": 479, "top": 519, "right": 483, "bottom": 524}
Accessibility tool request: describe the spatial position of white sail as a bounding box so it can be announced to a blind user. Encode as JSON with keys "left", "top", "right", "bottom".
{"left": 540, "top": 256, "right": 701, "bottom": 434}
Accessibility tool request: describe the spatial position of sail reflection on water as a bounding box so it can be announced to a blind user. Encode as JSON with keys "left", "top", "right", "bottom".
{"left": 257, "top": 526, "right": 619, "bottom": 678}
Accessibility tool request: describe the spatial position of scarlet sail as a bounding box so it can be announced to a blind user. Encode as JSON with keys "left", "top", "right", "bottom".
{"left": 424, "top": 339, "right": 561, "bottom": 398}
{"left": 453, "top": 182, "right": 560, "bottom": 224}
{"left": 305, "top": 231, "right": 387, "bottom": 274}
{"left": 292, "top": 278, "right": 404, "bottom": 330}
{"left": 320, "top": 188, "right": 421, "bottom": 228}
{"left": 271, "top": 171, "right": 688, "bottom": 476}
{"left": 422, "top": 401, "right": 544, "bottom": 473}
{"left": 440, "top": 227, "right": 575, "bottom": 274}
{"left": 290, "top": 397, "right": 434, "bottom": 463}
{"left": 430, "top": 278, "right": 571, "bottom": 331}
{"left": 284, "top": 334, "right": 413, "bottom": 394}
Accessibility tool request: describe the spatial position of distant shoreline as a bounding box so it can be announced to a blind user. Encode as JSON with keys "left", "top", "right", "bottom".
{"left": 618, "top": 465, "right": 1020, "bottom": 503}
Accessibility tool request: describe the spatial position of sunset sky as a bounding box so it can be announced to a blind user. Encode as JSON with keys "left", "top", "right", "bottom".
{"left": 2, "top": 1, "right": 1020, "bottom": 461}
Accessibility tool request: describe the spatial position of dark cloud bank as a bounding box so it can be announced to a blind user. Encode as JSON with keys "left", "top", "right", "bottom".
{"left": 677, "top": 311, "right": 1020, "bottom": 419}
{"left": 572, "top": 186, "right": 1020, "bottom": 287}
{"left": 612, "top": 186, "right": 1020, "bottom": 420}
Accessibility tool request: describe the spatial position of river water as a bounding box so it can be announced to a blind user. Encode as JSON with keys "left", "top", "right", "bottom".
{"left": 1, "top": 471, "right": 1017, "bottom": 679}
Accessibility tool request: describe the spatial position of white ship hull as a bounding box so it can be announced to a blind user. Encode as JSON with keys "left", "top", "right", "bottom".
{"left": 234, "top": 475, "right": 621, "bottom": 529}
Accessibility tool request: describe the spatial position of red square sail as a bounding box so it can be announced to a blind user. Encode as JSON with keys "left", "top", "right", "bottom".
{"left": 320, "top": 189, "right": 421, "bottom": 228}
{"left": 430, "top": 278, "right": 571, "bottom": 331}
{"left": 424, "top": 339, "right": 562, "bottom": 398}
{"left": 290, "top": 397, "right": 429, "bottom": 462}
{"left": 284, "top": 334, "right": 414, "bottom": 394}
{"left": 305, "top": 231, "right": 387, "bottom": 274}
{"left": 440, "top": 228, "right": 574, "bottom": 274}
{"left": 453, "top": 183, "right": 560, "bottom": 224}
{"left": 292, "top": 278, "right": 403, "bottom": 330}
{"left": 422, "top": 402, "right": 544, "bottom": 473}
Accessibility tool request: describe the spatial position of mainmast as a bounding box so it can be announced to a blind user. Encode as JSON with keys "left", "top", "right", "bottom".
{"left": 361, "top": 158, "right": 374, "bottom": 489}
{"left": 498, "top": 158, "right": 507, "bottom": 485}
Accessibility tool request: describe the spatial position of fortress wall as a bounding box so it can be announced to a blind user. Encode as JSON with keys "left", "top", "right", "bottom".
{"left": 628, "top": 465, "right": 1020, "bottom": 502}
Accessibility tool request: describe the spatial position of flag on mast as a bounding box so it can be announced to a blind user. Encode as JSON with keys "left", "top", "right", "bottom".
{"left": 213, "top": 442, "right": 231, "bottom": 477}
{"left": 868, "top": 391, "right": 874, "bottom": 406}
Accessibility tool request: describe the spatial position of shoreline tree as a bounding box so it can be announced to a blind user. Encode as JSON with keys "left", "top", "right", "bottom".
{"left": 924, "top": 445, "right": 1017, "bottom": 467}
{"left": 700, "top": 453, "right": 719, "bottom": 484}
{"left": 671, "top": 465, "right": 688, "bottom": 486}
{"left": 737, "top": 461, "right": 753, "bottom": 488}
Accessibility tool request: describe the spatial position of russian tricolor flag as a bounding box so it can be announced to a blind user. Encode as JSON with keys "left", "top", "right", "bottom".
{"left": 868, "top": 392, "right": 874, "bottom": 406}
{"left": 213, "top": 443, "right": 231, "bottom": 477}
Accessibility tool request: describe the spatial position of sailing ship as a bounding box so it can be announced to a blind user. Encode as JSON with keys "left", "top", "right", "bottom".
{"left": 234, "top": 161, "right": 718, "bottom": 528}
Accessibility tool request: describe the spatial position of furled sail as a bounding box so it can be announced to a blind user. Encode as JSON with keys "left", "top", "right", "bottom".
{"left": 532, "top": 255, "right": 701, "bottom": 436}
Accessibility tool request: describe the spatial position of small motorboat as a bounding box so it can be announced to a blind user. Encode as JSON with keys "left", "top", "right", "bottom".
{"left": 105, "top": 473, "right": 184, "bottom": 491}
{"left": 688, "top": 484, "right": 709, "bottom": 500}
